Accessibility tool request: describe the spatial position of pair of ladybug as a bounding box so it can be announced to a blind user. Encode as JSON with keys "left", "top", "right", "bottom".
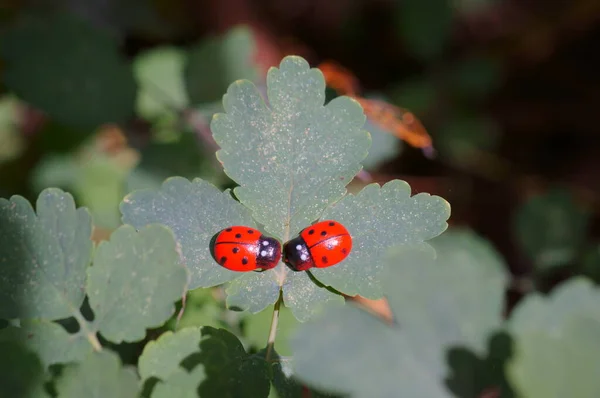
{"left": 212, "top": 220, "right": 352, "bottom": 272}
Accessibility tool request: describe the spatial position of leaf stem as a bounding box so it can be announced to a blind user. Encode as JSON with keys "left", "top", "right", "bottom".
{"left": 265, "top": 292, "right": 283, "bottom": 362}
{"left": 72, "top": 309, "right": 103, "bottom": 352}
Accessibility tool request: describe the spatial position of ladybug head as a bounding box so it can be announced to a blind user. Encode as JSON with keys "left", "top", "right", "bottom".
{"left": 282, "top": 236, "right": 313, "bottom": 271}
{"left": 256, "top": 236, "right": 282, "bottom": 270}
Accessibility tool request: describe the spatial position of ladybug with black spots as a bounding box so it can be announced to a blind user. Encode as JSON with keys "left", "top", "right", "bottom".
{"left": 283, "top": 220, "right": 352, "bottom": 271}
{"left": 213, "top": 226, "right": 281, "bottom": 272}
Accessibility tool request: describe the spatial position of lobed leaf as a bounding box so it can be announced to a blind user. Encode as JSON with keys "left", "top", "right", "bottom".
{"left": 0, "top": 188, "right": 93, "bottom": 320}
{"left": 120, "top": 177, "right": 255, "bottom": 288}
{"left": 0, "top": 320, "right": 92, "bottom": 368}
{"left": 292, "top": 236, "right": 507, "bottom": 397}
{"left": 55, "top": 350, "right": 139, "bottom": 398}
{"left": 139, "top": 327, "right": 201, "bottom": 381}
{"left": 211, "top": 55, "right": 370, "bottom": 241}
{"left": 507, "top": 277, "right": 600, "bottom": 397}
{"left": 88, "top": 224, "right": 188, "bottom": 343}
{"left": 151, "top": 367, "right": 206, "bottom": 398}
{"left": 1, "top": 13, "right": 136, "bottom": 130}
{"left": 311, "top": 180, "right": 451, "bottom": 298}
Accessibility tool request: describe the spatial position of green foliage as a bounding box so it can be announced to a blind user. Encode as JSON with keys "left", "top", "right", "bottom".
{"left": 120, "top": 177, "right": 255, "bottom": 288}
{"left": 0, "top": 95, "right": 25, "bottom": 164}
{"left": 185, "top": 26, "right": 258, "bottom": 105}
{"left": 88, "top": 224, "right": 188, "bottom": 343}
{"left": 1, "top": 13, "right": 136, "bottom": 130}
{"left": 54, "top": 351, "right": 139, "bottom": 398}
{"left": 514, "top": 188, "right": 590, "bottom": 270}
{"left": 291, "top": 229, "right": 508, "bottom": 397}
{"left": 0, "top": 341, "right": 49, "bottom": 398}
{"left": 507, "top": 278, "right": 600, "bottom": 397}
{"left": 0, "top": 188, "right": 93, "bottom": 319}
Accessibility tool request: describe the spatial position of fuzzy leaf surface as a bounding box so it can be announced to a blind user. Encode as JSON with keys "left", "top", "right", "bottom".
{"left": 0, "top": 320, "right": 92, "bottom": 368}
{"left": 507, "top": 277, "right": 600, "bottom": 398}
{"left": 88, "top": 224, "right": 188, "bottom": 343}
{"left": 0, "top": 188, "right": 92, "bottom": 319}
{"left": 55, "top": 351, "right": 139, "bottom": 398}
{"left": 120, "top": 177, "right": 255, "bottom": 288}
{"left": 311, "top": 180, "right": 450, "bottom": 298}
{"left": 211, "top": 55, "right": 370, "bottom": 241}
{"left": 139, "top": 327, "right": 201, "bottom": 381}
{"left": 292, "top": 237, "right": 507, "bottom": 397}
{"left": 151, "top": 367, "right": 206, "bottom": 398}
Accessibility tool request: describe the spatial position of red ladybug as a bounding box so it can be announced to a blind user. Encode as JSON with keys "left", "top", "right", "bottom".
{"left": 283, "top": 220, "right": 352, "bottom": 271}
{"left": 213, "top": 226, "right": 281, "bottom": 272}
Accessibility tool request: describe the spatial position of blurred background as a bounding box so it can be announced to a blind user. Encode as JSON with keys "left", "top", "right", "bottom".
{"left": 1, "top": 0, "right": 600, "bottom": 373}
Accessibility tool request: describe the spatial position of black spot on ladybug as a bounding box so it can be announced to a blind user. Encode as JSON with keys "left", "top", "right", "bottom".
{"left": 242, "top": 257, "right": 249, "bottom": 265}
{"left": 235, "top": 233, "right": 242, "bottom": 238}
{"left": 341, "top": 248, "right": 348, "bottom": 255}
{"left": 322, "top": 256, "right": 328, "bottom": 264}
{"left": 247, "top": 229, "right": 254, "bottom": 234}
{"left": 308, "top": 229, "right": 315, "bottom": 235}
{"left": 220, "top": 256, "right": 227, "bottom": 264}
{"left": 329, "top": 222, "right": 335, "bottom": 226}
{"left": 226, "top": 228, "right": 232, "bottom": 232}
{"left": 320, "top": 231, "right": 327, "bottom": 236}
{"left": 232, "top": 247, "right": 239, "bottom": 254}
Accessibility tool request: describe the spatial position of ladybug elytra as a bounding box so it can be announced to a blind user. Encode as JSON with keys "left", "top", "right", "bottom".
{"left": 213, "top": 226, "right": 281, "bottom": 272}
{"left": 283, "top": 220, "right": 352, "bottom": 271}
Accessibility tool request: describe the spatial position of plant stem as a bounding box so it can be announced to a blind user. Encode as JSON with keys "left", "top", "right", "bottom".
{"left": 72, "top": 309, "right": 103, "bottom": 352}
{"left": 265, "top": 292, "right": 283, "bottom": 362}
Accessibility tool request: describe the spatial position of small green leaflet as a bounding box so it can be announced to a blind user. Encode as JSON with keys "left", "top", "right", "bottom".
{"left": 139, "top": 327, "right": 201, "bottom": 381}
{"left": 54, "top": 350, "right": 139, "bottom": 398}
{"left": 0, "top": 320, "right": 92, "bottom": 368}
{"left": 88, "top": 224, "right": 188, "bottom": 343}
{"left": 291, "top": 235, "right": 508, "bottom": 397}
{"left": 0, "top": 188, "right": 93, "bottom": 320}
{"left": 151, "top": 367, "right": 206, "bottom": 398}
{"left": 312, "top": 180, "right": 450, "bottom": 298}
{"left": 120, "top": 177, "right": 255, "bottom": 288}
{"left": 507, "top": 277, "right": 600, "bottom": 398}
{"left": 211, "top": 55, "right": 370, "bottom": 241}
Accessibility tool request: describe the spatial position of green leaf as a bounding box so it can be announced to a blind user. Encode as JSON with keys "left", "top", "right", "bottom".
{"left": 0, "top": 341, "right": 50, "bottom": 398}
{"left": 292, "top": 239, "right": 507, "bottom": 397}
{"left": 396, "top": 0, "right": 454, "bottom": 61}
{"left": 166, "top": 288, "right": 227, "bottom": 331}
{"left": 449, "top": 56, "right": 502, "bottom": 100}
{"left": 139, "top": 327, "right": 201, "bottom": 381}
{"left": 507, "top": 278, "right": 600, "bottom": 398}
{"left": 55, "top": 350, "right": 139, "bottom": 398}
{"left": 195, "top": 326, "right": 270, "bottom": 398}
{"left": 211, "top": 55, "right": 371, "bottom": 241}
{"left": 1, "top": 13, "right": 136, "bottom": 130}
{"left": 0, "top": 188, "right": 93, "bottom": 320}
{"left": 244, "top": 304, "right": 300, "bottom": 356}
{"left": 311, "top": 180, "right": 451, "bottom": 298}
{"left": 88, "top": 224, "right": 188, "bottom": 343}
{"left": 0, "top": 320, "right": 92, "bottom": 368}
{"left": 134, "top": 46, "right": 189, "bottom": 119}
{"left": 513, "top": 188, "right": 590, "bottom": 270}
{"left": 225, "top": 268, "right": 343, "bottom": 322}
{"left": 185, "top": 25, "right": 258, "bottom": 105}
{"left": 120, "top": 177, "right": 255, "bottom": 288}
{"left": 151, "top": 367, "right": 206, "bottom": 398}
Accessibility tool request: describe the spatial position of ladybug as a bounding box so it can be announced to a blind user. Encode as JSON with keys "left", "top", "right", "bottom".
{"left": 283, "top": 220, "right": 352, "bottom": 271}
{"left": 213, "top": 226, "right": 281, "bottom": 272}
